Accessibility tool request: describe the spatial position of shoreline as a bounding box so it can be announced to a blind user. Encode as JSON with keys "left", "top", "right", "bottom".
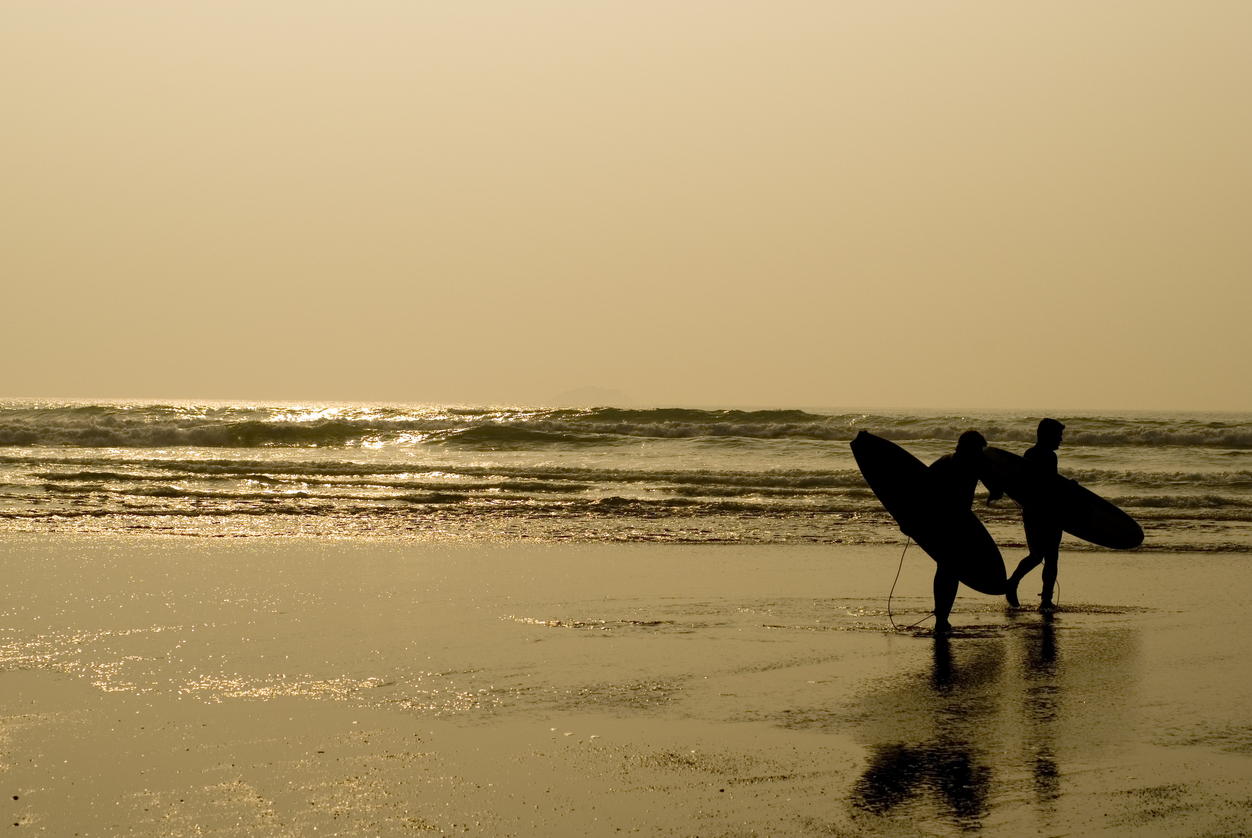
{"left": 2, "top": 535, "right": 1250, "bottom": 835}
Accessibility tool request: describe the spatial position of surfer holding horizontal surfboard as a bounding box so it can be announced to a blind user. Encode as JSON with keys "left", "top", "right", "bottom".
{"left": 1002, "top": 419, "right": 1065, "bottom": 610}
{"left": 985, "top": 419, "right": 1144, "bottom": 610}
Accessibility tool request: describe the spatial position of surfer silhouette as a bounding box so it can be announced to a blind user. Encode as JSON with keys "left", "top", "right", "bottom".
{"left": 1004, "top": 419, "right": 1065, "bottom": 610}
{"left": 927, "top": 430, "right": 999, "bottom": 633}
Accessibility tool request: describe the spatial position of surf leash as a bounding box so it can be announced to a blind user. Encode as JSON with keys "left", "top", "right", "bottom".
{"left": 886, "top": 538, "right": 907, "bottom": 629}
{"left": 887, "top": 538, "right": 918, "bottom": 630}
{"left": 887, "top": 538, "right": 938, "bottom": 631}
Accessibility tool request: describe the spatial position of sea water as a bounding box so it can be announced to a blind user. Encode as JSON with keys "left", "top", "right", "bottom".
{"left": 1, "top": 400, "right": 1249, "bottom": 551}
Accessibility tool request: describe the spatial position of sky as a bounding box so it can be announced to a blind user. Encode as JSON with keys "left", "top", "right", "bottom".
{"left": 3, "top": 1, "right": 1249, "bottom": 412}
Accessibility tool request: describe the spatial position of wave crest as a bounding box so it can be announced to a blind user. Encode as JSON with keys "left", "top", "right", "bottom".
{"left": 1, "top": 402, "right": 1250, "bottom": 449}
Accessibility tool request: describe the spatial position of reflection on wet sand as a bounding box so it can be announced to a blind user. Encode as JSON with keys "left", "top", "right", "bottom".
{"left": 1023, "top": 613, "right": 1061, "bottom": 815}
{"left": 849, "top": 615, "right": 1138, "bottom": 831}
{"left": 850, "top": 633, "right": 999, "bottom": 830}
{"left": 854, "top": 738, "right": 991, "bottom": 829}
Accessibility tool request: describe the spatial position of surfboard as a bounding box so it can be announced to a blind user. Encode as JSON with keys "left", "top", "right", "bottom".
{"left": 851, "top": 431, "right": 1007, "bottom": 596}
{"left": 983, "top": 446, "right": 1144, "bottom": 550}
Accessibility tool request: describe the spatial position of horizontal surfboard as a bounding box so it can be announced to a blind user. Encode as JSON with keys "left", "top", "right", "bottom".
{"left": 851, "top": 431, "right": 1006, "bottom": 596}
{"left": 984, "top": 446, "right": 1144, "bottom": 550}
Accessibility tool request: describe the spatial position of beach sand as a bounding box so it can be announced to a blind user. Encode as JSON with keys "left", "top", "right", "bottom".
{"left": 2, "top": 535, "right": 1251, "bottom": 836}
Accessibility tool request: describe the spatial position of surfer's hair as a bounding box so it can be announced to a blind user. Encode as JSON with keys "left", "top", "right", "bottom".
{"left": 1038, "top": 418, "right": 1065, "bottom": 439}
{"left": 956, "top": 430, "right": 987, "bottom": 452}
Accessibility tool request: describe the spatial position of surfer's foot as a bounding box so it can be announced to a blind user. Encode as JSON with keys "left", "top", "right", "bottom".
{"left": 1005, "top": 580, "right": 1020, "bottom": 608}
{"left": 934, "top": 619, "right": 953, "bottom": 635}
{"left": 1039, "top": 598, "right": 1055, "bottom": 612}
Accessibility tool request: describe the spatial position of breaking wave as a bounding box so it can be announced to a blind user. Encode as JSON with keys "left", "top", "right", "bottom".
{"left": 3, "top": 402, "right": 1251, "bottom": 449}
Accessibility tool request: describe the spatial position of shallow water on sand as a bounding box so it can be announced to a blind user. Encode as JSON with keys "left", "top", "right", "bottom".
{"left": 2, "top": 536, "right": 1250, "bottom": 835}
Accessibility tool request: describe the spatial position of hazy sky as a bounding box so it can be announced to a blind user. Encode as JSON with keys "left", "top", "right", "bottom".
{"left": 3, "top": 2, "right": 1249, "bottom": 411}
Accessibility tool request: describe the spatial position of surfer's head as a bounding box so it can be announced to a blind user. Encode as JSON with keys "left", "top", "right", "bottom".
{"left": 1038, "top": 418, "right": 1064, "bottom": 449}
{"left": 955, "top": 430, "right": 987, "bottom": 457}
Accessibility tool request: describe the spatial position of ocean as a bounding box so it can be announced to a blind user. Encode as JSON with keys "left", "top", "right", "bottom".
{"left": 1, "top": 400, "right": 1249, "bottom": 552}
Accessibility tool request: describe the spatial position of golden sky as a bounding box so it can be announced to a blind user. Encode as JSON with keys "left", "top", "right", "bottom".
{"left": 3, "top": 2, "right": 1249, "bottom": 410}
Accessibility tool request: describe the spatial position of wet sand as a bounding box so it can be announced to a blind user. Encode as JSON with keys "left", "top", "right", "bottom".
{"left": 2, "top": 535, "right": 1251, "bottom": 836}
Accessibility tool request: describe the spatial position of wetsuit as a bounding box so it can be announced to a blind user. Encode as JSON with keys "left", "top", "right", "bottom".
{"left": 1009, "top": 445, "right": 1063, "bottom": 606}
{"left": 927, "top": 452, "right": 998, "bottom": 628}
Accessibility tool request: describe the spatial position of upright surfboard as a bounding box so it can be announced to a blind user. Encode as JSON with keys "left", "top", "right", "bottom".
{"left": 851, "top": 431, "right": 1007, "bottom": 596}
{"left": 983, "top": 446, "right": 1144, "bottom": 549}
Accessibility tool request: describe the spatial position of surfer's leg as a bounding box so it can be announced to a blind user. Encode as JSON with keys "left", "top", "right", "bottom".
{"left": 933, "top": 567, "right": 958, "bottom": 633}
{"left": 1038, "top": 527, "right": 1063, "bottom": 609}
{"left": 1010, "top": 554, "right": 1043, "bottom": 580}
{"left": 1040, "top": 552, "right": 1059, "bottom": 610}
{"left": 1006, "top": 553, "right": 1042, "bottom": 608}
{"left": 1013, "top": 511, "right": 1046, "bottom": 589}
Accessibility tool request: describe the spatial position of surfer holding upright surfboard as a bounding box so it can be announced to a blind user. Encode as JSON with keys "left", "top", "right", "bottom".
{"left": 1004, "top": 419, "right": 1065, "bottom": 610}
{"left": 850, "top": 429, "right": 1009, "bottom": 635}
{"left": 926, "top": 430, "right": 1002, "bottom": 633}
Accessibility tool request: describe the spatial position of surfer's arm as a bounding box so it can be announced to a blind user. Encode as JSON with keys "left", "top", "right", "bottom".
{"left": 979, "top": 468, "right": 1005, "bottom": 505}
